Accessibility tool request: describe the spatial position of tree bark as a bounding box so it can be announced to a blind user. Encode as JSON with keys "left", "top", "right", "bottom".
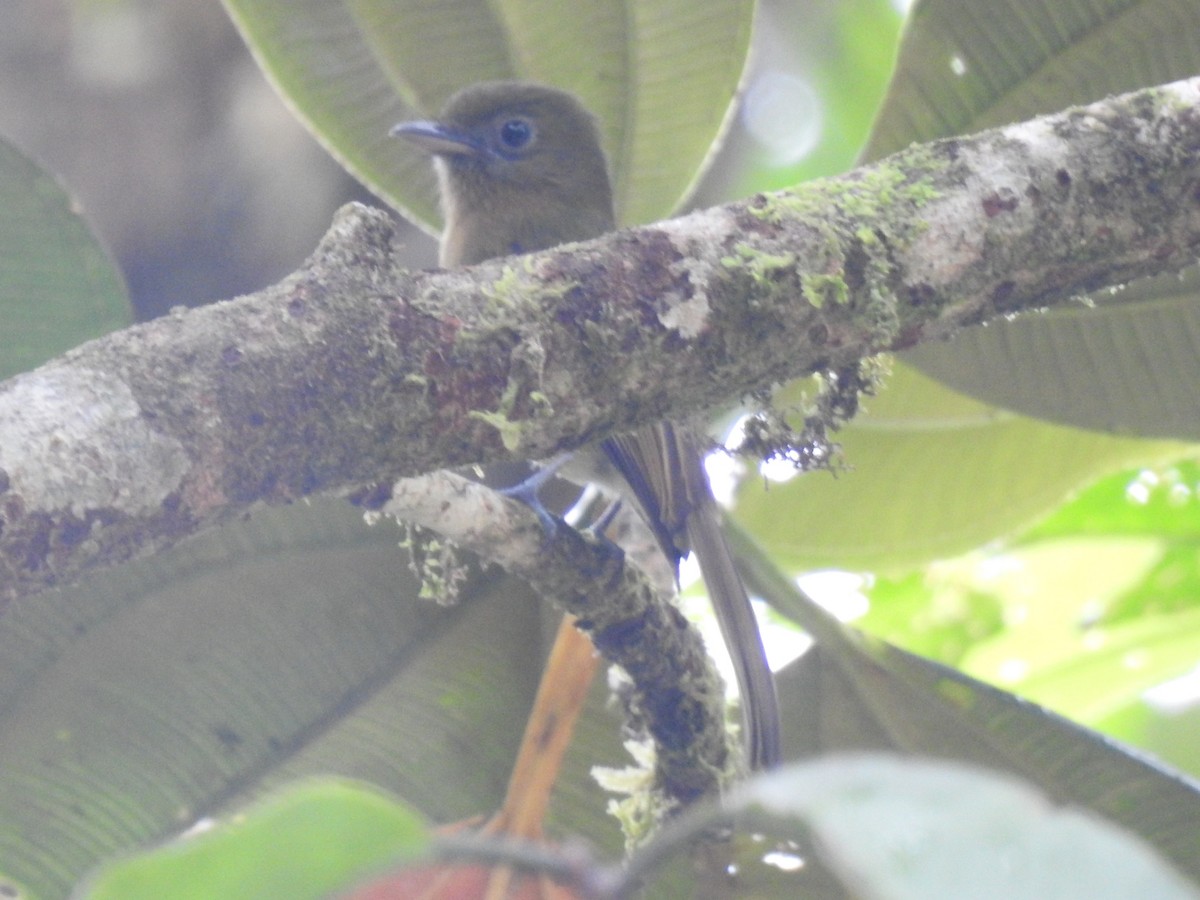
{"left": 1, "top": 75, "right": 1198, "bottom": 604}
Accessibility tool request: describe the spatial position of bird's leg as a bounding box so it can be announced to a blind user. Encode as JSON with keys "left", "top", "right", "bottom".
{"left": 586, "top": 495, "right": 624, "bottom": 537}
{"left": 500, "top": 456, "right": 628, "bottom": 575}
{"left": 581, "top": 497, "right": 628, "bottom": 590}
{"left": 497, "top": 452, "right": 573, "bottom": 535}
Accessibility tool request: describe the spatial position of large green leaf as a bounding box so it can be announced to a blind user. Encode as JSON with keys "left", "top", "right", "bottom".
{"left": 731, "top": 524, "right": 1200, "bottom": 885}
{"left": 734, "top": 364, "right": 1187, "bottom": 571}
{"left": 863, "top": 0, "right": 1198, "bottom": 160}
{"left": 919, "top": 462, "right": 1200, "bottom": 758}
{"left": 1022, "top": 460, "right": 1200, "bottom": 544}
{"left": 0, "top": 500, "right": 626, "bottom": 899}
{"left": 221, "top": 0, "right": 755, "bottom": 229}
{"left": 0, "top": 138, "right": 130, "bottom": 379}
{"left": 721, "top": 756, "right": 1200, "bottom": 899}
{"left": 864, "top": 0, "right": 1200, "bottom": 438}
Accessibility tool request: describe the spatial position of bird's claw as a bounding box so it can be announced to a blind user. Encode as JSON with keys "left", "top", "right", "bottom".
{"left": 498, "top": 453, "right": 571, "bottom": 537}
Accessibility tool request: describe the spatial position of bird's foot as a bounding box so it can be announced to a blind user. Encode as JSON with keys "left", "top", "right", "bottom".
{"left": 498, "top": 453, "right": 572, "bottom": 536}
{"left": 580, "top": 498, "right": 628, "bottom": 588}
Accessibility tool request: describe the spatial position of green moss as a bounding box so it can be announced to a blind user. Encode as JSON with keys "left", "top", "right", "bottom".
{"left": 480, "top": 263, "right": 578, "bottom": 314}
{"left": 1152, "top": 83, "right": 1197, "bottom": 114}
{"left": 720, "top": 243, "right": 796, "bottom": 283}
{"left": 801, "top": 272, "right": 849, "bottom": 309}
{"left": 480, "top": 265, "right": 523, "bottom": 306}
{"left": 396, "top": 521, "right": 470, "bottom": 604}
{"left": 855, "top": 225, "right": 880, "bottom": 246}
{"left": 468, "top": 408, "right": 525, "bottom": 452}
{"left": 527, "top": 390, "right": 551, "bottom": 411}
{"left": 458, "top": 263, "right": 581, "bottom": 454}
{"left": 467, "top": 362, "right": 555, "bottom": 453}
{"left": 751, "top": 149, "right": 940, "bottom": 244}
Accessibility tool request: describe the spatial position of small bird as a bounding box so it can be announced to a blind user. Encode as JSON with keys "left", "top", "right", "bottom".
{"left": 393, "top": 81, "right": 781, "bottom": 770}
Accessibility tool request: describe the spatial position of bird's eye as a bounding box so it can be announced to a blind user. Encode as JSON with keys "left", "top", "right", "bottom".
{"left": 497, "top": 117, "right": 535, "bottom": 151}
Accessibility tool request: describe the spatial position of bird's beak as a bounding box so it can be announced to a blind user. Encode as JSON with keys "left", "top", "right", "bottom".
{"left": 390, "top": 120, "right": 480, "bottom": 157}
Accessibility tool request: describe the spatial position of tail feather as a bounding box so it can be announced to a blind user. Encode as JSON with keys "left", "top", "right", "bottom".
{"left": 602, "top": 423, "right": 782, "bottom": 770}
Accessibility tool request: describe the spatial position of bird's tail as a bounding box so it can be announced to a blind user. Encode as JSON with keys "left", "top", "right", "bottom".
{"left": 687, "top": 496, "right": 782, "bottom": 770}
{"left": 603, "top": 423, "right": 782, "bottom": 770}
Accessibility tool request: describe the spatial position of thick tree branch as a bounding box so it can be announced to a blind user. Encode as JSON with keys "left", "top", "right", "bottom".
{"left": 1, "top": 76, "right": 1198, "bottom": 603}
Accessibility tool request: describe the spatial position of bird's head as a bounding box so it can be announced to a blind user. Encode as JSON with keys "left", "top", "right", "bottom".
{"left": 393, "top": 81, "right": 615, "bottom": 265}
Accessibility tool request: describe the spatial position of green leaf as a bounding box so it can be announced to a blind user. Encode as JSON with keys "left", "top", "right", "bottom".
{"left": 996, "top": 604, "right": 1200, "bottom": 724}
{"left": 854, "top": 569, "right": 1005, "bottom": 667}
{"left": 863, "top": 0, "right": 1198, "bottom": 161}
{"left": 1099, "top": 703, "right": 1200, "bottom": 787}
{"left": 851, "top": 460, "right": 1200, "bottom": 774}
{"left": 863, "top": 0, "right": 1200, "bottom": 438}
{"left": 905, "top": 270, "right": 1200, "bottom": 440}
{"left": 725, "top": 755, "right": 1200, "bottom": 899}
{"left": 1022, "top": 459, "right": 1200, "bottom": 544}
{"left": 1103, "top": 542, "right": 1200, "bottom": 623}
{"left": 733, "top": 364, "right": 1186, "bottom": 571}
{"left": 894, "top": 539, "right": 1200, "bottom": 722}
{"left": 0, "top": 138, "right": 130, "bottom": 379}
{"left": 0, "top": 500, "right": 625, "bottom": 898}
{"left": 78, "top": 779, "right": 427, "bottom": 900}
{"left": 221, "top": 0, "right": 755, "bottom": 229}
{"left": 732, "top": 523, "right": 1200, "bottom": 884}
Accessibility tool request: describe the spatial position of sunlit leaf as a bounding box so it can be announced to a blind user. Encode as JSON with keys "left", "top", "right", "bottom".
{"left": 733, "top": 524, "right": 1200, "bottom": 883}
{"left": 1022, "top": 459, "right": 1200, "bottom": 544}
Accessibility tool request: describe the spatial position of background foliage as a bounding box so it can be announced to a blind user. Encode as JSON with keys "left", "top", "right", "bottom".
{"left": 1, "top": 0, "right": 1198, "bottom": 896}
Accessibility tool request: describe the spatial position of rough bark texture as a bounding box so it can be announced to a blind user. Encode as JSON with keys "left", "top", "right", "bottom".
{"left": 1, "top": 76, "right": 1199, "bottom": 603}
{"left": 388, "top": 470, "right": 734, "bottom": 806}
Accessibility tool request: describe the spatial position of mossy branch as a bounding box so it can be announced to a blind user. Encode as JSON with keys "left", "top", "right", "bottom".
{"left": 1, "top": 76, "right": 1198, "bottom": 603}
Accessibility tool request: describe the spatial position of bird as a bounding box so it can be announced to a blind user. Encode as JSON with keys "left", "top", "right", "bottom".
{"left": 392, "top": 81, "right": 781, "bottom": 771}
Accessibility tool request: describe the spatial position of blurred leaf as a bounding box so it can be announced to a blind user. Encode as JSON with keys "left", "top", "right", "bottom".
{"left": 0, "top": 500, "right": 625, "bottom": 899}
{"left": 906, "top": 271, "right": 1200, "bottom": 440}
{"left": 221, "top": 0, "right": 755, "bottom": 230}
{"left": 944, "top": 537, "right": 1200, "bottom": 723}
{"left": 856, "top": 570, "right": 1004, "bottom": 667}
{"left": 772, "top": 638, "right": 1200, "bottom": 885}
{"left": 1100, "top": 702, "right": 1200, "bottom": 785}
{"left": 725, "top": 0, "right": 902, "bottom": 198}
{"left": 1105, "top": 543, "right": 1200, "bottom": 622}
{"left": 0, "top": 138, "right": 130, "bottom": 379}
{"left": 79, "top": 779, "right": 427, "bottom": 900}
{"left": 1007, "top": 606, "right": 1200, "bottom": 723}
{"left": 722, "top": 755, "right": 1200, "bottom": 899}
{"left": 733, "top": 364, "right": 1186, "bottom": 571}
{"left": 845, "top": 458, "right": 1200, "bottom": 781}
{"left": 1023, "top": 459, "right": 1200, "bottom": 543}
{"left": 733, "top": 523, "right": 1200, "bottom": 883}
{"left": 862, "top": 0, "right": 1200, "bottom": 438}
